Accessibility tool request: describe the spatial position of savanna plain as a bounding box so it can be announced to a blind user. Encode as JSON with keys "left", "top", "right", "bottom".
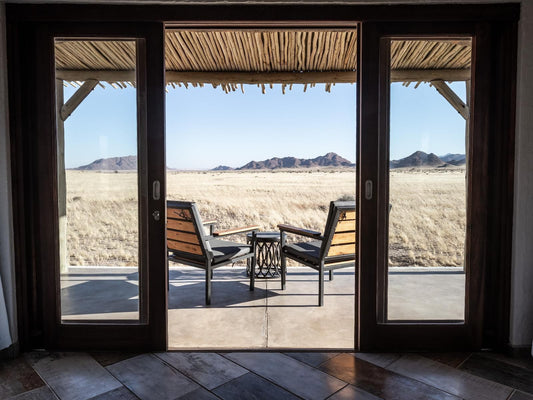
{"left": 65, "top": 169, "right": 466, "bottom": 267}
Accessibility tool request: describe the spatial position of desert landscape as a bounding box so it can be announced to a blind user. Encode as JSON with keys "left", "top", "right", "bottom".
{"left": 64, "top": 163, "right": 466, "bottom": 268}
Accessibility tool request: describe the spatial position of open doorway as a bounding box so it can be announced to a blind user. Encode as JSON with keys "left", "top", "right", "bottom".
{"left": 164, "top": 28, "right": 358, "bottom": 349}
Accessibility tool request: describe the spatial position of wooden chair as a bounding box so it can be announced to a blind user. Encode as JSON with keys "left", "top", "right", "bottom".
{"left": 167, "top": 200, "right": 260, "bottom": 305}
{"left": 278, "top": 201, "right": 356, "bottom": 306}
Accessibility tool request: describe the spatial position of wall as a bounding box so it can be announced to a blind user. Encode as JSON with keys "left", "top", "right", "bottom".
{"left": 510, "top": 0, "right": 533, "bottom": 349}
{"left": 0, "top": 0, "right": 17, "bottom": 351}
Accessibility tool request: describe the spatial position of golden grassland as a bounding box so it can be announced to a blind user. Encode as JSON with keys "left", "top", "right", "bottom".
{"left": 65, "top": 168, "right": 466, "bottom": 267}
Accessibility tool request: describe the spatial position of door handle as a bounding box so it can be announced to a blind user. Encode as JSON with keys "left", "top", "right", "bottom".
{"left": 152, "top": 210, "right": 160, "bottom": 221}
{"left": 152, "top": 180, "right": 160, "bottom": 200}
{"left": 365, "top": 180, "right": 373, "bottom": 200}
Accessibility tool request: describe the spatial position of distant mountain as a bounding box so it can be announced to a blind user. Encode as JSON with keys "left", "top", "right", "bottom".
{"left": 237, "top": 152, "right": 355, "bottom": 170}
{"left": 212, "top": 165, "right": 234, "bottom": 171}
{"left": 439, "top": 153, "right": 466, "bottom": 166}
{"left": 76, "top": 155, "right": 137, "bottom": 171}
{"left": 390, "top": 151, "right": 444, "bottom": 169}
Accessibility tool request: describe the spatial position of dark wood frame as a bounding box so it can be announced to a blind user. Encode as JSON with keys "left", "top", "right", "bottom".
{"left": 7, "top": 21, "right": 167, "bottom": 350}
{"left": 358, "top": 20, "right": 518, "bottom": 351}
{"left": 7, "top": 3, "right": 518, "bottom": 352}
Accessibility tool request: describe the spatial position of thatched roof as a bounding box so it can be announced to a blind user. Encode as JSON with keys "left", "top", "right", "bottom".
{"left": 55, "top": 29, "right": 471, "bottom": 92}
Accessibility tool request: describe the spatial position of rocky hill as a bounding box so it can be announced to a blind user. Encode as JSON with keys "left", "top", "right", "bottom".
{"left": 236, "top": 152, "right": 355, "bottom": 170}
{"left": 75, "top": 155, "right": 137, "bottom": 171}
{"left": 390, "top": 151, "right": 466, "bottom": 169}
{"left": 212, "top": 165, "right": 234, "bottom": 171}
{"left": 440, "top": 153, "right": 466, "bottom": 166}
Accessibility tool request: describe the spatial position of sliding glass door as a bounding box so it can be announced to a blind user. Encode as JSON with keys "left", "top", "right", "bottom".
{"left": 30, "top": 22, "right": 167, "bottom": 350}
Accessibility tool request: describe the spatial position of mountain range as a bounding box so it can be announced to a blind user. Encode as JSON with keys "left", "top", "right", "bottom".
{"left": 390, "top": 151, "right": 466, "bottom": 169}
{"left": 74, "top": 151, "right": 465, "bottom": 171}
{"left": 75, "top": 155, "right": 137, "bottom": 171}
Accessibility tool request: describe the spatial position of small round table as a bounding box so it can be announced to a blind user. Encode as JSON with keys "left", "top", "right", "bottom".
{"left": 246, "top": 231, "right": 281, "bottom": 278}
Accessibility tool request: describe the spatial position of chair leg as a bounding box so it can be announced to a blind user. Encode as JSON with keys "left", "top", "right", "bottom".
{"left": 206, "top": 268, "right": 211, "bottom": 305}
{"left": 250, "top": 255, "right": 255, "bottom": 291}
{"left": 280, "top": 252, "right": 286, "bottom": 290}
{"left": 319, "top": 263, "right": 324, "bottom": 307}
{"left": 329, "top": 270, "right": 334, "bottom": 281}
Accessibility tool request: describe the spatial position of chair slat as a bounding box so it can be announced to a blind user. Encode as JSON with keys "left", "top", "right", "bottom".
{"left": 339, "top": 210, "right": 356, "bottom": 221}
{"left": 331, "top": 232, "right": 356, "bottom": 245}
{"left": 168, "top": 239, "right": 203, "bottom": 255}
{"left": 168, "top": 208, "right": 193, "bottom": 220}
{"left": 336, "top": 219, "right": 356, "bottom": 232}
{"left": 167, "top": 219, "right": 196, "bottom": 233}
{"left": 167, "top": 229, "right": 200, "bottom": 245}
{"left": 327, "top": 243, "right": 356, "bottom": 257}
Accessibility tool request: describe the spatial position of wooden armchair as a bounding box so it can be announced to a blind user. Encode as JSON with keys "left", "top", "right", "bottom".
{"left": 167, "top": 200, "right": 260, "bottom": 305}
{"left": 278, "top": 201, "right": 356, "bottom": 306}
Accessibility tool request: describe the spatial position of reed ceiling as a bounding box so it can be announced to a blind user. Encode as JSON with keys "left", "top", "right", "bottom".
{"left": 54, "top": 29, "right": 472, "bottom": 92}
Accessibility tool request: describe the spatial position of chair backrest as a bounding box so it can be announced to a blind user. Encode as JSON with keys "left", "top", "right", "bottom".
{"left": 320, "top": 201, "right": 356, "bottom": 261}
{"left": 167, "top": 201, "right": 209, "bottom": 260}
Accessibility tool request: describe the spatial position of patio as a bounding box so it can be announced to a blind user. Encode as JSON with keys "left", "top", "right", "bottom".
{"left": 60, "top": 266, "right": 465, "bottom": 349}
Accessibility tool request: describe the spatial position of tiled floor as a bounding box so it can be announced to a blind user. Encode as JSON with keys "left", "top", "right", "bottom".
{"left": 61, "top": 266, "right": 465, "bottom": 349}
{"left": 2, "top": 350, "right": 533, "bottom": 400}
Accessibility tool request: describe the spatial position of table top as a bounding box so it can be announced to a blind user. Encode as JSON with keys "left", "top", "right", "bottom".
{"left": 246, "top": 231, "right": 281, "bottom": 242}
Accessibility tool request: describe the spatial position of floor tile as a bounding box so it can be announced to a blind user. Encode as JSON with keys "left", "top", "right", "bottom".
{"left": 213, "top": 372, "right": 299, "bottom": 400}
{"left": 155, "top": 352, "right": 247, "bottom": 390}
{"left": 90, "top": 353, "right": 139, "bottom": 368}
{"left": 28, "top": 352, "right": 122, "bottom": 400}
{"left": 106, "top": 354, "right": 199, "bottom": 400}
{"left": 421, "top": 352, "right": 472, "bottom": 368}
{"left": 225, "top": 352, "right": 346, "bottom": 400}
{"left": 283, "top": 352, "right": 339, "bottom": 367}
{"left": 510, "top": 391, "right": 533, "bottom": 400}
{"left": 9, "top": 386, "right": 58, "bottom": 400}
{"left": 88, "top": 387, "right": 139, "bottom": 400}
{"left": 353, "top": 353, "right": 401, "bottom": 368}
{"left": 176, "top": 387, "right": 220, "bottom": 400}
{"left": 328, "top": 384, "right": 383, "bottom": 400}
{"left": 0, "top": 357, "right": 45, "bottom": 398}
{"left": 388, "top": 354, "right": 513, "bottom": 400}
{"left": 475, "top": 352, "right": 533, "bottom": 371}
{"left": 319, "top": 353, "right": 460, "bottom": 400}
{"left": 459, "top": 353, "right": 533, "bottom": 394}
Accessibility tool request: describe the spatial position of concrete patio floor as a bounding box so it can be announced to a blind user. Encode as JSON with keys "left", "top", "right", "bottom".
{"left": 60, "top": 266, "right": 465, "bottom": 350}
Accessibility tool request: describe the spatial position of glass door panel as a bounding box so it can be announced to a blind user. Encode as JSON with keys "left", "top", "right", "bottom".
{"left": 385, "top": 39, "right": 471, "bottom": 322}
{"left": 55, "top": 39, "right": 141, "bottom": 321}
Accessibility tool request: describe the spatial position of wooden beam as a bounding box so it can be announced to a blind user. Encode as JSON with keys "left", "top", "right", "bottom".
{"left": 60, "top": 78, "right": 99, "bottom": 121}
{"left": 56, "top": 68, "right": 471, "bottom": 86}
{"left": 431, "top": 79, "right": 470, "bottom": 120}
{"left": 56, "top": 79, "right": 68, "bottom": 274}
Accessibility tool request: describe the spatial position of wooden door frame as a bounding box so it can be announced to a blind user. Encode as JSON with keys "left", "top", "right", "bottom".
{"left": 7, "top": 3, "right": 518, "bottom": 352}
{"left": 358, "top": 20, "right": 518, "bottom": 351}
{"left": 7, "top": 21, "right": 167, "bottom": 351}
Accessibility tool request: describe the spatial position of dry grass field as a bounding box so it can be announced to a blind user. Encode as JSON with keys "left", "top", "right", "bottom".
{"left": 65, "top": 168, "right": 465, "bottom": 267}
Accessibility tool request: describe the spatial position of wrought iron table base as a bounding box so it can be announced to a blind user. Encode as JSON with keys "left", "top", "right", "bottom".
{"left": 247, "top": 232, "right": 281, "bottom": 278}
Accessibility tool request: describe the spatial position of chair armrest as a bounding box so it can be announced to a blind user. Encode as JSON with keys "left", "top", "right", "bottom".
{"left": 213, "top": 225, "right": 260, "bottom": 237}
{"left": 277, "top": 224, "right": 323, "bottom": 239}
{"left": 203, "top": 219, "right": 217, "bottom": 226}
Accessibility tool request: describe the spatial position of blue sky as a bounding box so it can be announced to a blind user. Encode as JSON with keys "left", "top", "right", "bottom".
{"left": 63, "top": 81, "right": 466, "bottom": 170}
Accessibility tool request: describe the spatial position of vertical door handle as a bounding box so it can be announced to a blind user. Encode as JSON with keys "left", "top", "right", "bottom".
{"left": 152, "top": 180, "right": 160, "bottom": 200}
{"left": 365, "top": 180, "right": 373, "bottom": 200}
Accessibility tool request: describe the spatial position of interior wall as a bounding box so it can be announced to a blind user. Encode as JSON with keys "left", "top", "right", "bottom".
{"left": 510, "top": 0, "right": 533, "bottom": 349}
{"left": 0, "top": 0, "right": 17, "bottom": 351}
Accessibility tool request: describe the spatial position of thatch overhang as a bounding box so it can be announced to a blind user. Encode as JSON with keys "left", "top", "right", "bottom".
{"left": 54, "top": 29, "right": 471, "bottom": 92}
